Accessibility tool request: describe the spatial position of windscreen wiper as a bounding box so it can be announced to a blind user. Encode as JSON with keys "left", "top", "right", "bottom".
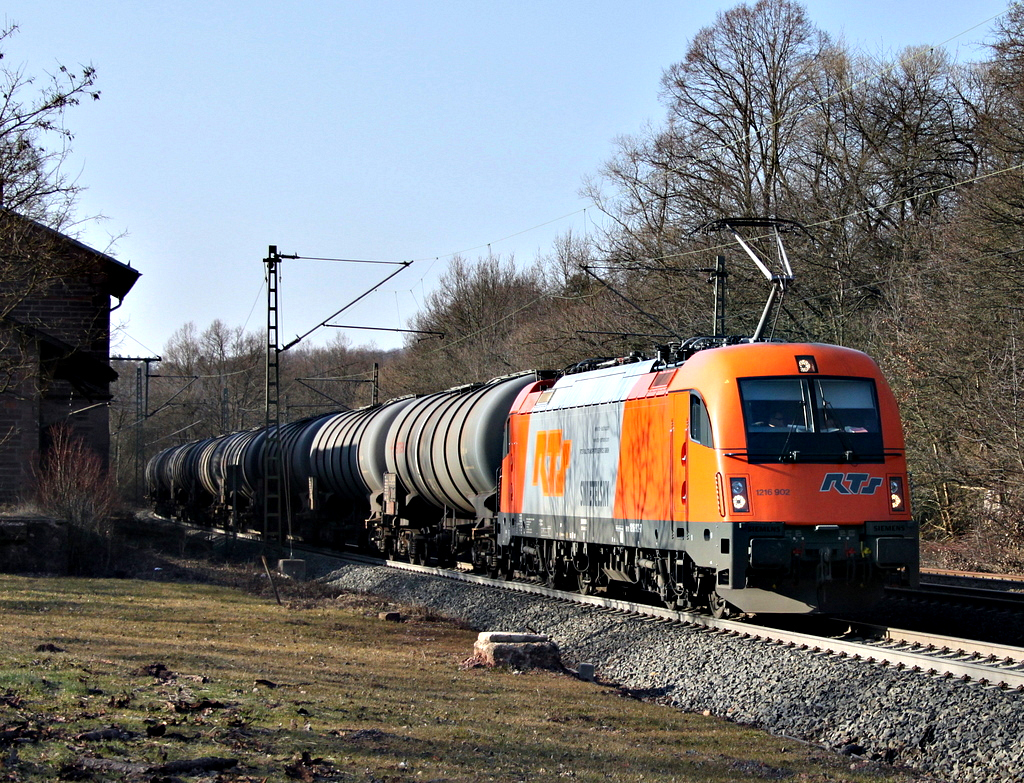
{"left": 822, "top": 400, "right": 857, "bottom": 462}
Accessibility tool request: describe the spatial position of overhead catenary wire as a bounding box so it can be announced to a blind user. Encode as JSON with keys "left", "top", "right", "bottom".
{"left": 279, "top": 260, "right": 413, "bottom": 352}
{"left": 580, "top": 265, "right": 680, "bottom": 340}
{"left": 290, "top": 255, "right": 408, "bottom": 265}
{"left": 566, "top": 7, "right": 1023, "bottom": 275}
{"left": 632, "top": 157, "right": 1024, "bottom": 272}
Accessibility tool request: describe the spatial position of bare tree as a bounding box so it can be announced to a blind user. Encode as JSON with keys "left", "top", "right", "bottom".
{"left": 660, "top": 0, "right": 830, "bottom": 217}
{"left": 882, "top": 4, "right": 1024, "bottom": 545}
{"left": 0, "top": 22, "right": 103, "bottom": 404}
{"left": 388, "top": 254, "right": 551, "bottom": 391}
{"left": 586, "top": 1, "right": 980, "bottom": 349}
{"left": 143, "top": 320, "right": 263, "bottom": 442}
{"left": 583, "top": 0, "right": 843, "bottom": 342}
{"left": 0, "top": 22, "right": 99, "bottom": 225}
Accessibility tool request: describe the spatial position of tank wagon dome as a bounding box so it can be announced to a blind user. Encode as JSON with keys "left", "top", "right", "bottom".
{"left": 386, "top": 372, "right": 544, "bottom": 515}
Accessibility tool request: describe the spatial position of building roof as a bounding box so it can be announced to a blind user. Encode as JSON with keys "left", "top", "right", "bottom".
{"left": 5, "top": 210, "right": 141, "bottom": 301}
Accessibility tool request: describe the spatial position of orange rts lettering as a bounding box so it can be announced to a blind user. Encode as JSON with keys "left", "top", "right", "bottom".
{"left": 533, "top": 430, "right": 571, "bottom": 496}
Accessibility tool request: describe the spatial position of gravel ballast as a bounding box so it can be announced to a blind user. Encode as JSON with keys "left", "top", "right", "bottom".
{"left": 322, "top": 562, "right": 1024, "bottom": 783}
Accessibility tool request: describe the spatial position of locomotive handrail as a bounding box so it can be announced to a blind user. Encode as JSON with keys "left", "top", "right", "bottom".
{"left": 725, "top": 449, "right": 906, "bottom": 461}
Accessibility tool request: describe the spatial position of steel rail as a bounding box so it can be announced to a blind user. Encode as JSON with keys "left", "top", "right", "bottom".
{"left": 921, "top": 566, "right": 1024, "bottom": 585}
{"left": 150, "top": 517, "right": 1024, "bottom": 690}
{"left": 889, "top": 583, "right": 1024, "bottom": 609}
{"left": 381, "top": 558, "right": 1024, "bottom": 690}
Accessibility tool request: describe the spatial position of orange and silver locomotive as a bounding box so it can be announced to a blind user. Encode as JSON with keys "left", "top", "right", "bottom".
{"left": 497, "top": 340, "right": 916, "bottom": 616}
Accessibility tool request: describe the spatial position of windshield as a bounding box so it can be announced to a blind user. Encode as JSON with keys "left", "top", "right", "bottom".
{"left": 739, "top": 377, "right": 884, "bottom": 463}
{"left": 814, "top": 379, "right": 880, "bottom": 433}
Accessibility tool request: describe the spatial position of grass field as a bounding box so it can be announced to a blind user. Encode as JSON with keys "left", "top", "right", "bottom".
{"left": 0, "top": 544, "right": 920, "bottom": 782}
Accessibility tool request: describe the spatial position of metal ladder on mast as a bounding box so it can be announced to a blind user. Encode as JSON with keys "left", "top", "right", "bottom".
{"left": 264, "top": 246, "right": 283, "bottom": 542}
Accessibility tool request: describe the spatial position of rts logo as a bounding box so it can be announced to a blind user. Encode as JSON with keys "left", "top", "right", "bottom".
{"left": 819, "top": 473, "right": 883, "bottom": 496}
{"left": 533, "top": 430, "right": 571, "bottom": 497}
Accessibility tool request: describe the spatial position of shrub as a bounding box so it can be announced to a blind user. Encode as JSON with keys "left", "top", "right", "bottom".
{"left": 34, "top": 423, "right": 121, "bottom": 573}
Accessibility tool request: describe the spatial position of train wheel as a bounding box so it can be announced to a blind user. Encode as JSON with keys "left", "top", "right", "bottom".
{"left": 471, "top": 541, "right": 490, "bottom": 574}
{"left": 708, "top": 591, "right": 735, "bottom": 620}
{"left": 412, "top": 538, "right": 428, "bottom": 565}
{"left": 576, "top": 571, "right": 595, "bottom": 595}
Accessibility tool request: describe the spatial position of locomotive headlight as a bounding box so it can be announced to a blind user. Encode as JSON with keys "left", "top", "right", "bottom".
{"left": 889, "top": 476, "right": 906, "bottom": 513}
{"left": 729, "top": 477, "right": 750, "bottom": 513}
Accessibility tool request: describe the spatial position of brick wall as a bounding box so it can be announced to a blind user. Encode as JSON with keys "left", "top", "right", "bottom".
{"left": 0, "top": 220, "right": 134, "bottom": 505}
{"left": 7, "top": 272, "right": 111, "bottom": 359}
{"left": 0, "top": 338, "right": 41, "bottom": 504}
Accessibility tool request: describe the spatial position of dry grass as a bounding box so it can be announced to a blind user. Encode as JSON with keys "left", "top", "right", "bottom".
{"left": 0, "top": 571, "right": 927, "bottom": 783}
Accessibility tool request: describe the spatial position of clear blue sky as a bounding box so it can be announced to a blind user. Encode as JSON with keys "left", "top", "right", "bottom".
{"left": 0, "top": 1, "right": 1012, "bottom": 356}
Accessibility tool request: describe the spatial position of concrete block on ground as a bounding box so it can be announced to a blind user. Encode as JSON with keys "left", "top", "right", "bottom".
{"left": 473, "top": 631, "right": 562, "bottom": 670}
{"left": 277, "top": 559, "right": 306, "bottom": 580}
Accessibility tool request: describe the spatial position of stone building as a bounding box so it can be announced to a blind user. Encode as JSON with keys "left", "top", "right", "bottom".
{"left": 0, "top": 211, "right": 140, "bottom": 504}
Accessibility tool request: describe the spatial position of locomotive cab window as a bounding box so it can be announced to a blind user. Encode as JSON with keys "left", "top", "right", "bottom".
{"left": 739, "top": 377, "right": 883, "bottom": 463}
{"left": 813, "top": 379, "right": 880, "bottom": 433}
{"left": 690, "top": 392, "right": 714, "bottom": 447}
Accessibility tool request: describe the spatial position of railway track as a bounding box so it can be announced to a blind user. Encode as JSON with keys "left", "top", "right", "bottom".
{"left": 907, "top": 567, "right": 1024, "bottom": 609}
{"left": 165, "top": 517, "right": 1024, "bottom": 689}
{"left": 370, "top": 556, "right": 1024, "bottom": 690}
{"left": 921, "top": 566, "right": 1024, "bottom": 586}
{"left": 890, "top": 581, "right": 1024, "bottom": 610}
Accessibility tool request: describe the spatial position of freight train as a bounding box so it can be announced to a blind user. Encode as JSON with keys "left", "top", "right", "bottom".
{"left": 147, "top": 338, "right": 918, "bottom": 617}
{"left": 147, "top": 219, "right": 918, "bottom": 616}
